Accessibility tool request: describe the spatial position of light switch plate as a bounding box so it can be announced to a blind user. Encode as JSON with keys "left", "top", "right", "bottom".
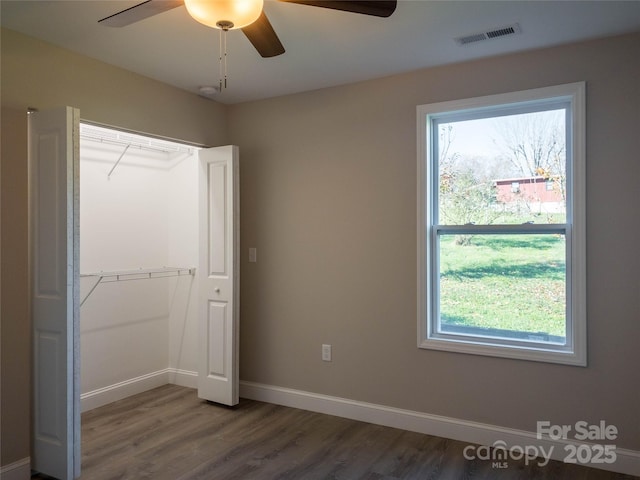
{"left": 322, "top": 344, "right": 332, "bottom": 362}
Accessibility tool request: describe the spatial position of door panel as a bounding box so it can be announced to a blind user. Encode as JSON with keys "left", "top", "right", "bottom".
{"left": 29, "top": 106, "right": 81, "bottom": 479}
{"left": 207, "top": 302, "right": 227, "bottom": 376}
{"left": 198, "top": 146, "right": 239, "bottom": 406}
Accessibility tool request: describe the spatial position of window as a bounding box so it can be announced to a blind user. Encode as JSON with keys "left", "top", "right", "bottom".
{"left": 417, "top": 83, "right": 586, "bottom": 365}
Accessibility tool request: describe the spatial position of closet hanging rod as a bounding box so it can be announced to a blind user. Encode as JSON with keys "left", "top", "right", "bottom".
{"left": 80, "top": 267, "right": 196, "bottom": 306}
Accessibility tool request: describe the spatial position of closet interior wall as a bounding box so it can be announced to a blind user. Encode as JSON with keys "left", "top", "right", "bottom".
{"left": 79, "top": 124, "right": 200, "bottom": 411}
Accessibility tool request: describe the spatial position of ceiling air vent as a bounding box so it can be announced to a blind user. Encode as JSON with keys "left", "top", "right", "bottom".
{"left": 455, "top": 23, "right": 522, "bottom": 46}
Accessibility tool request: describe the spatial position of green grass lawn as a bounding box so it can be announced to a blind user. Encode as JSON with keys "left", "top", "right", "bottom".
{"left": 439, "top": 234, "right": 566, "bottom": 338}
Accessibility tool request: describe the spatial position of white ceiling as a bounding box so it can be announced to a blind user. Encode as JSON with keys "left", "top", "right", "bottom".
{"left": 2, "top": 0, "right": 640, "bottom": 104}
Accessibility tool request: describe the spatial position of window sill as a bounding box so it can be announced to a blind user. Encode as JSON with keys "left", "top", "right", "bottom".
{"left": 419, "top": 335, "right": 587, "bottom": 366}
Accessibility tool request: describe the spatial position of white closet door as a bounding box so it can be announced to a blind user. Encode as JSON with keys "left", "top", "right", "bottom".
{"left": 29, "top": 106, "right": 81, "bottom": 479}
{"left": 197, "top": 145, "right": 239, "bottom": 406}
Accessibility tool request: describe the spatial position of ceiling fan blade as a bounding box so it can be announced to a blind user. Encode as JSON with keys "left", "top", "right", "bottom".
{"left": 242, "top": 11, "right": 286, "bottom": 58}
{"left": 279, "top": 0, "right": 396, "bottom": 18}
{"left": 98, "top": 0, "right": 184, "bottom": 27}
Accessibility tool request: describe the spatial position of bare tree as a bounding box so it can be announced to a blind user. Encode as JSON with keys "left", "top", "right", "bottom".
{"left": 491, "top": 110, "right": 566, "bottom": 200}
{"left": 438, "top": 125, "right": 499, "bottom": 244}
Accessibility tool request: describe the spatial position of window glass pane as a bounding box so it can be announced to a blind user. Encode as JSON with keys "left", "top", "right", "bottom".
{"left": 438, "top": 233, "right": 566, "bottom": 344}
{"left": 437, "top": 110, "right": 566, "bottom": 225}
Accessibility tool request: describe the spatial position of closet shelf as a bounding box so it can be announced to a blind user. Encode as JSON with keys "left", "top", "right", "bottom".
{"left": 80, "top": 267, "right": 196, "bottom": 306}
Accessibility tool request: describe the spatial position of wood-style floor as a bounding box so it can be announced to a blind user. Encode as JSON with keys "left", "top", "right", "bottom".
{"left": 32, "top": 384, "right": 636, "bottom": 479}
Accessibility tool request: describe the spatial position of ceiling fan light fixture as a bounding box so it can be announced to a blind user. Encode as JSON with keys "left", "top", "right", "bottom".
{"left": 184, "top": 0, "right": 264, "bottom": 30}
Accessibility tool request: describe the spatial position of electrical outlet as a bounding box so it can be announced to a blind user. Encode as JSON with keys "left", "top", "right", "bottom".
{"left": 322, "top": 344, "right": 332, "bottom": 362}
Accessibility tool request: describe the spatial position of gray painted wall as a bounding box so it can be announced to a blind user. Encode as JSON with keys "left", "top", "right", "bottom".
{"left": 228, "top": 32, "right": 640, "bottom": 449}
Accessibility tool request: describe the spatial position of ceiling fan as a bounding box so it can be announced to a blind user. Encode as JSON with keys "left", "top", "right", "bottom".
{"left": 99, "top": 0, "right": 398, "bottom": 58}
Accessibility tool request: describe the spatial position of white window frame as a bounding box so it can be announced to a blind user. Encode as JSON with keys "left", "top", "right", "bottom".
{"left": 417, "top": 83, "right": 586, "bottom": 366}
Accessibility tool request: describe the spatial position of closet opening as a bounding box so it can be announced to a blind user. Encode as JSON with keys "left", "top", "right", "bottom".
{"left": 79, "top": 123, "right": 201, "bottom": 411}
{"left": 30, "top": 109, "right": 239, "bottom": 478}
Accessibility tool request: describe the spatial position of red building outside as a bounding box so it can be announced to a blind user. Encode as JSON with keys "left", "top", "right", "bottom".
{"left": 494, "top": 176, "right": 564, "bottom": 213}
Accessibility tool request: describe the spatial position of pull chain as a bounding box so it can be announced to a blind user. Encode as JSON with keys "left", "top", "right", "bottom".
{"left": 217, "top": 22, "right": 231, "bottom": 90}
{"left": 218, "top": 28, "right": 222, "bottom": 90}
{"left": 223, "top": 28, "right": 228, "bottom": 89}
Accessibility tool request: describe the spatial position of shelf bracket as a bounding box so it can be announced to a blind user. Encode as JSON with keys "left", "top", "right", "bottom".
{"left": 80, "top": 275, "right": 103, "bottom": 307}
{"left": 107, "top": 143, "right": 130, "bottom": 179}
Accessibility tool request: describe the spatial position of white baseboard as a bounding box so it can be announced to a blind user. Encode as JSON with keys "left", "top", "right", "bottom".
{"left": 0, "top": 457, "right": 30, "bottom": 480}
{"left": 168, "top": 368, "right": 198, "bottom": 388}
{"left": 81, "top": 369, "right": 170, "bottom": 412}
{"left": 239, "top": 381, "right": 640, "bottom": 477}
{"left": 81, "top": 368, "right": 198, "bottom": 412}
